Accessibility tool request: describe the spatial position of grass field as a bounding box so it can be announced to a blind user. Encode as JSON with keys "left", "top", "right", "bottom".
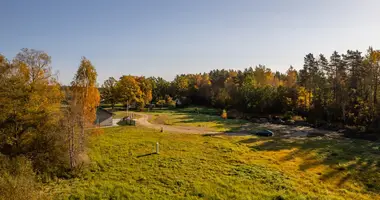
{"left": 47, "top": 125, "right": 380, "bottom": 199}
{"left": 102, "top": 108, "right": 142, "bottom": 119}
{"left": 146, "top": 107, "right": 248, "bottom": 132}
{"left": 112, "top": 111, "right": 143, "bottom": 119}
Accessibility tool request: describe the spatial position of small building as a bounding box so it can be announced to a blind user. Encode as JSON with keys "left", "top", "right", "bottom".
{"left": 95, "top": 108, "right": 113, "bottom": 127}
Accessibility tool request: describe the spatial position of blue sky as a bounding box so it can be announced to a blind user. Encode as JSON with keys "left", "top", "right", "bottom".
{"left": 1, "top": 0, "right": 380, "bottom": 85}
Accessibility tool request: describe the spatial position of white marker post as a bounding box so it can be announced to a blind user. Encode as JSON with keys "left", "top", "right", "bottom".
{"left": 156, "top": 142, "right": 160, "bottom": 154}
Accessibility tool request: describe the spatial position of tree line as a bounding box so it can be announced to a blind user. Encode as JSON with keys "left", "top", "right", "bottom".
{"left": 102, "top": 47, "right": 380, "bottom": 130}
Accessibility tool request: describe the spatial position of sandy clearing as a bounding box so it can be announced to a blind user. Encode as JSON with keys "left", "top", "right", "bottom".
{"left": 135, "top": 113, "right": 219, "bottom": 134}
{"left": 133, "top": 113, "right": 343, "bottom": 139}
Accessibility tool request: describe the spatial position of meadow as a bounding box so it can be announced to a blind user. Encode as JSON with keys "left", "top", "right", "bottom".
{"left": 47, "top": 124, "right": 380, "bottom": 200}
{"left": 145, "top": 107, "right": 248, "bottom": 132}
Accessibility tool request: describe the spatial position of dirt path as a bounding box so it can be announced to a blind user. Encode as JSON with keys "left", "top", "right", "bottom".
{"left": 135, "top": 113, "right": 219, "bottom": 134}
{"left": 134, "top": 113, "right": 343, "bottom": 138}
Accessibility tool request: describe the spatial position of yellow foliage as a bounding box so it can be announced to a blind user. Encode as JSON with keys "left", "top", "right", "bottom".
{"left": 71, "top": 57, "right": 100, "bottom": 126}
{"left": 297, "top": 86, "right": 313, "bottom": 109}
{"left": 221, "top": 109, "right": 227, "bottom": 119}
{"left": 285, "top": 67, "right": 297, "bottom": 88}
{"left": 84, "top": 87, "right": 100, "bottom": 124}
{"left": 117, "top": 75, "right": 143, "bottom": 106}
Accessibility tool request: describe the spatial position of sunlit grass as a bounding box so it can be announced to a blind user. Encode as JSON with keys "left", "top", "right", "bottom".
{"left": 146, "top": 107, "right": 248, "bottom": 132}
{"left": 111, "top": 111, "right": 142, "bottom": 119}
{"left": 47, "top": 126, "right": 380, "bottom": 199}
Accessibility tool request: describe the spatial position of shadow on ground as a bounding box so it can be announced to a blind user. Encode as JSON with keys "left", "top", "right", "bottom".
{"left": 238, "top": 136, "right": 380, "bottom": 192}
{"left": 149, "top": 108, "right": 250, "bottom": 132}
{"left": 136, "top": 152, "right": 158, "bottom": 158}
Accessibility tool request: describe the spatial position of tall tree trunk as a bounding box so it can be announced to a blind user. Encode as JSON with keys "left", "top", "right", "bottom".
{"left": 374, "top": 70, "right": 378, "bottom": 106}
{"left": 79, "top": 116, "right": 84, "bottom": 152}
{"left": 69, "top": 125, "right": 75, "bottom": 169}
{"left": 79, "top": 85, "right": 88, "bottom": 153}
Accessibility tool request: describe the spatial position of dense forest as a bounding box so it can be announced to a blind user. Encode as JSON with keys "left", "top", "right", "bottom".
{"left": 102, "top": 47, "right": 380, "bottom": 130}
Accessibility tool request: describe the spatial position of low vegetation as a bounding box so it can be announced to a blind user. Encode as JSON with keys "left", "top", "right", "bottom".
{"left": 47, "top": 126, "right": 380, "bottom": 199}
{"left": 146, "top": 107, "right": 248, "bottom": 132}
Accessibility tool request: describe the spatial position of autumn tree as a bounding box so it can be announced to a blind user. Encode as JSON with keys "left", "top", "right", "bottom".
{"left": 71, "top": 57, "right": 100, "bottom": 153}
{"left": 0, "top": 49, "right": 67, "bottom": 174}
{"left": 367, "top": 48, "right": 380, "bottom": 116}
{"left": 117, "top": 75, "right": 142, "bottom": 112}
{"left": 135, "top": 76, "right": 153, "bottom": 109}
{"left": 173, "top": 74, "right": 190, "bottom": 97}
{"left": 284, "top": 66, "right": 297, "bottom": 88}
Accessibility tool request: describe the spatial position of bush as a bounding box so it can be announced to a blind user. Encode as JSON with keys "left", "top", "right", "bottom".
{"left": 176, "top": 97, "right": 191, "bottom": 108}
{"left": 166, "top": 98, "right": 176, "bottom": 109}
{"left": 136, "top": 102, "right": 145, "bottom": 111}
{"left": 28, "top": 124, "right": 70, "bottom": 180}
{"left": 156, "top": 100, "right": 166, "bottom": 109}
{"left": 227, "top": 109, "right": 241, "bottom": 119}
{"left": 221, "top": 109, "right": 227, "bottom": 119}
{"left": 0, "top": 155, "right": 48, "bottom": 200}
{"left": 283, "top": 111, "right": 294, "bottom": 121}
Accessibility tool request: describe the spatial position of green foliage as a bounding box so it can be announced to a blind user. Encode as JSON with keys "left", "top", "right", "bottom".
{"left": 165, "top": 95, "right": 176, "bottom": 108}
{"left": 156, "top": 99, "right": 166, "bottom": 109}
{"left": 0, "top": 49, "right": 70, "bottom": 200}
{"left": 95, "top": 47, "right": 380, "bottom": 129}
{"left": 283, "top": 111, "right": 294, "bottom": 121}
{"left": 0, "top": 155, "right": 48, "bottom": 200}
{"left": 0, "top": 49, "right": 69, "bottom": 176}
{"left": 148, "top": 76, "right": 172, "bottom": 102}
{"left": 152, "top": 95, "right": 176, "bottom": 109}
{"left": 101, "top": 77, "right": 118, "bottom": 109}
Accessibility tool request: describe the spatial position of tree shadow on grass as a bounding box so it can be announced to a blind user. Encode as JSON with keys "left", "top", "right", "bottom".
{"left": 136, "top": 153, "right": 157, "bottom": 158}
{"left": 202, "top": 133, "right": 227, "bottom": 137}
{"left": 149, "top": 107, "right": 254, "bottom": 133}
{"left": 117, "top": 120, "right": 136, "bottom": 126}
{"left": 175, "top": 114, "right": 250, "bottom": 132}
{"left": 238, "top": 137, "right": 380, "bottom": 192}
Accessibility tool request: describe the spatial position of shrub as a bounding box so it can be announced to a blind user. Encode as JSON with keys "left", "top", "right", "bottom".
{"left": 166, "top": 97, "right": 176, "bottom": 109}
{"left": 221, "top": 109, "right": 227, "bottom": 119}
{"left": 227, "top": 109, "right": 241, "bottom": 119}
{"left": 176, "top": 97, "right": 191, "bottom": 108}
{"left": 156, "top": 100, "right": 166, "bottom": 109}
{"left": 28, "top": 124, "right": 70, "bottom": 180}
{"left": 136, "top": 102, "right": 145, "bottom": 111}
{"left": 283, "top": 111, "right": 294, "bottom": 121}
{"left": 0, "top": 155, "right": 48, "bottom": 200}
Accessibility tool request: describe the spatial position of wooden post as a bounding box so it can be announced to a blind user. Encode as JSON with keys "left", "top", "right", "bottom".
{"left": 156, "top": 142, "right": 159, "bottom": 154}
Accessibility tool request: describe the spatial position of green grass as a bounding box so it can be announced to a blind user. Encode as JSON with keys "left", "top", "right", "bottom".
{"left": 103, "top": 110, "right": 142, "bottom": 119}
{"left": 46, "top": 126, "right": 380, "bottom": 199}
{"left": 147, "top": 107, "right": 248, "bottom": 132}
